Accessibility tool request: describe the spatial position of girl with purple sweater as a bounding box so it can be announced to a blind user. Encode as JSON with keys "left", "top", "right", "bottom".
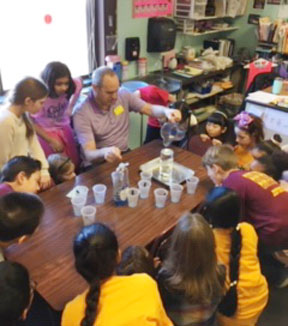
{"left": 31, "top": 62, "right": 81, "bottom": 169}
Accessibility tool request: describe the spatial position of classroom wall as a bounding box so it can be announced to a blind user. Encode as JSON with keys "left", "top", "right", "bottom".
{"left": 118, "top": 0, "right": 282, "bottom": 149}
{"left": 229, "top": 1, "right": 281, "bottom": 55}
{"left": 117, "top": 0, "right": 282, "bottom": 80}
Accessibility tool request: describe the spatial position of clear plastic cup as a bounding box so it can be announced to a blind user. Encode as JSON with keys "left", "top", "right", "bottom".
{"left": 93, "top": 184, "right": 107, "bottom": 205}
{"left": 71, "top": 196, "right": 86, "bottom": 217}
{"left": 170, "top": 183, "right": 183, "bottom": 203}
{"left": 154, "top": 188, "right": 168, "bottom": 208}
{"left": 81, "top": 205, "right": 97, "bottom": 226}
{"left": 138, "top": 180, "right": 152, "bottom": 199}
{"left": 74, "top": 185, "right": 89, "bottom": 203}
{"left": 186, "top": 176, "right": 199, "bottom": 195}
{"left": 127, "top": 188, "right": 140, "bottom": 208}
{"left": 140, "top": 171, "right": 153, "bottom": 181}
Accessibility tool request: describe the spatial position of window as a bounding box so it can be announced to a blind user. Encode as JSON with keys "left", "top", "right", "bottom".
{"left": 0, "top": 0, "right": 89, "bottom": 91}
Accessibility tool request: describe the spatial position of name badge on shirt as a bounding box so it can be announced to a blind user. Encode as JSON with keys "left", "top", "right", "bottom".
{"left": 114, "top": 105, "right": 124, "bottom": 116}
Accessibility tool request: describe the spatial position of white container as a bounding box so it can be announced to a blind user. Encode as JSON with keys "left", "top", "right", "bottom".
{"left": 140, "top": 171, "right": 153, "bottom": 181}
{"left": 138, "top": 180, "right": 152, "bottom": 199}
{"left": 170, "top": 183, "right": 184, "bottom": 203}
{"left": 175, "top": 0, "right": 208, "bottom": 19}
{"left": 138, "top": 58, "right": 147, "bottom": 77}
{"left": 154, "top": 188, "right": 169, "bottom": 208}
{"left": 186, "top": 176, "right": 199, "bottom": 195}
{"left": 93, "top": 184, "right": 107, "bottom": 205}
{"left": 81, "top": 206, "right": 97, "bottom": 226}
{"left": 127, "top": 188, "right": 140, "bottom": 208}
{"left": 71, "top": 196, "right": 86, "bottom": 217}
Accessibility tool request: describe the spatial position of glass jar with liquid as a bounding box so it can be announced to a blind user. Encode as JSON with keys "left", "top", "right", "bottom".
{"left": 159, "top": 148, "right": 174, "bottom": 183}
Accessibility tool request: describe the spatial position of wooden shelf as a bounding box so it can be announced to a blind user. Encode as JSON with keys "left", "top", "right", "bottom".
{"left": 180, "top": 26, "right": 238, "bottom": 36}
{"left": 186, "top": 84, "right": 233, "bottom": 104}
{"left": 183, "top": 14, "right": 242, "bottom": 21}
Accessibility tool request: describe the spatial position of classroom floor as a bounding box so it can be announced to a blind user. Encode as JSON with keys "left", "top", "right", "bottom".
{"left": 258, "top": 286, "right": 288, "bottom": 326}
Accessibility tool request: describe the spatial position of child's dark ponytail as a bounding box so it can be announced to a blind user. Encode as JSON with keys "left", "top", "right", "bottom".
{"left": 81, "top": 279, "right": 101, "bottom": 326}
{"left": 218, "top": 225, "right": 242, "bottom": 316}
{"left": 74, "top": 223, "right": 119, "bottom": 326}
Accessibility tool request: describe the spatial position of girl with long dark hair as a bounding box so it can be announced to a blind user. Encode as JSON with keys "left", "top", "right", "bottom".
{"left": 62, "top": 223, "right": 172, "bottom": 326}
{"left": 201, "top": 187, "right": 268, "bottom": 326}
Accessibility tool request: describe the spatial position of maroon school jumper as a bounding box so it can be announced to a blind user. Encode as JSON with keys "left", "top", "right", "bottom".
{"left": 0, "top": 183, "right": 13, "bottom": 196}
{"left": 223, "top": 170, "right": 288, "bottom": 249}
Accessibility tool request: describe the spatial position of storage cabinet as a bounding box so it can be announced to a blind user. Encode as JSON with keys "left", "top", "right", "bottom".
{"left": 174, "top": 0, "right": 247, "bottom": 36}
{"left": 174, "top": 0, "right": 247, "bottom": 19}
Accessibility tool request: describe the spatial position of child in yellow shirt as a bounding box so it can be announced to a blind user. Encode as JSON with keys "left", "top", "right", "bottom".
{"left": 61, "top": 223, "right": 172, "bottom": 326}
{"left": 201, "top": 187, "right": 268, "bottom": 326}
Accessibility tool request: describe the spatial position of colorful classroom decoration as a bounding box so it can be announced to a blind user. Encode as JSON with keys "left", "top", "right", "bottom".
{"left": 133, "top": 0, "right": 173, "bottom": 18}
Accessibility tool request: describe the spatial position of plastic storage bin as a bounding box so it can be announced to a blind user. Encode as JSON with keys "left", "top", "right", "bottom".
{"left": 175, "top": 0, "right": 208, "bottom": 19}
{"left": 194, "top": 1, "right": 207, "bottom": 18}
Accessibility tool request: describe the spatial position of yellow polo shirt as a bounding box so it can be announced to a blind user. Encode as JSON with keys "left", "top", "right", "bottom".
{"left": 62, "top": 273, "right": 172, "bottom": 326}
{"left": 214, "top": 223, "right": 268, "bottom": 320}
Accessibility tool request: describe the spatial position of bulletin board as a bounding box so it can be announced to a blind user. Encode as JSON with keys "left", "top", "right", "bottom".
{"left": 133, "top": 0, "right": 173, "bottom": 18}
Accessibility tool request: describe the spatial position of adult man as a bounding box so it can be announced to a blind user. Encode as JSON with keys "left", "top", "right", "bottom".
{"left": 73, "top": 66, "right": 181, "bottom": 165}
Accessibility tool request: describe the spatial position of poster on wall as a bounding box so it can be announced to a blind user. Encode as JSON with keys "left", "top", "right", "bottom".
{"left": 267, "top": 0, "right": 281, "bottom": 4}
{"left": 253, "top": 0, "right": 265, "bottom": 9}
{"left": 133, "top": 0, "right": 173, "bottom": 18}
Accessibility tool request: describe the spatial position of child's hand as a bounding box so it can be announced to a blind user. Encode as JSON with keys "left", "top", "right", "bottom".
{"left": 49, "top": 138, "right": 64, "bottom": 152}
{"left": 40, "top": 174, "right": 52, "bottom": 191}
{"left": 153, "top": 257, "right": 162, "bottom": 269}
{"left": 200, "top": 134, "right": 210, "bottom": 142}
{"left": 212, "top": 139, "right": 223, "bottom": 146}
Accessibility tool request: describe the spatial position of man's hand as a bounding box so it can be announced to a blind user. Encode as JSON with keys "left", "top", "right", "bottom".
{"left": 103, "top": 146, "right": 122, "bottom": 163}
{"left": 165, "top": 109, "right": 182, "bottom": 123}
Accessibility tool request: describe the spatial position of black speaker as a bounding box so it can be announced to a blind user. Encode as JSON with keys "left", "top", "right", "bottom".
{"left": 147, "top": 17, "right": 176, "bottom": 53}
{"left": 125, "top": 37, "right": 140, "bottom": 61}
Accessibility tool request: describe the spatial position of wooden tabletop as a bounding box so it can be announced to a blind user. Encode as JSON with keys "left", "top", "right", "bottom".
{"left": 6, "top": 140, "right": 211, "bottom": 311}
{"left": 264, "top": 86, "right": 288, "bottom": 96}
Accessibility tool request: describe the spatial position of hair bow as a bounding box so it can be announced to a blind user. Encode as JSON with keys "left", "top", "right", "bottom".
{"left": 233, "top": 112, "right": 254, "bottom": 128}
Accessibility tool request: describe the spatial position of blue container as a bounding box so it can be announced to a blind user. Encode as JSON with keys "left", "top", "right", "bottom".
{"left": 121, "top": 81, "right": 148, "bottom": 93}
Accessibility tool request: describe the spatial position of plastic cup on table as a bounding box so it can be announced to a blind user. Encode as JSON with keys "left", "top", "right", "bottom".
{"left": 138, "top": 180, "right": 152, "bottom": 199}
{"left": 186, "top": 176, "right": 199, "bottom": 195}
{"left": 74, "top": 185, "right": 89, "bottom": 203}
{"left": 140, "top": 171, "right": 153, "bottom": 181}
{"left": 154, "top": 188, "right": 169, "bottom": 208}
{"left": 71, "top": 196, "right": 86, "bottom": 217}
{"left": 81, "top": 205, "right": 97, "bottom": 226}
{"left": 127, "top": 187, "right": 140, "bottom": 208}
{"left": 170, "top": 183, "right": 183, "bottom": 203}
{"left": 93, "top": 184, "right": 107, "bottom": 205}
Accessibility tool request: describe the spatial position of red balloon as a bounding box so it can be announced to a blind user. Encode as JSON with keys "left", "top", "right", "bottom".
{"left": 44, "top": 14, "right": 52, "bottom": 24}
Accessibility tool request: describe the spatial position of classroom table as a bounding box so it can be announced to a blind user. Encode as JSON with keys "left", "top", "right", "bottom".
{"left": 6, "top": 140, "right": 211, "bottom": 311}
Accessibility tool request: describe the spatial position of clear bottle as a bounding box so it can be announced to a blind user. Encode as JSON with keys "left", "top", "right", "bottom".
{"left": 111, "top": 163, "right": 130, "bottom": 206}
